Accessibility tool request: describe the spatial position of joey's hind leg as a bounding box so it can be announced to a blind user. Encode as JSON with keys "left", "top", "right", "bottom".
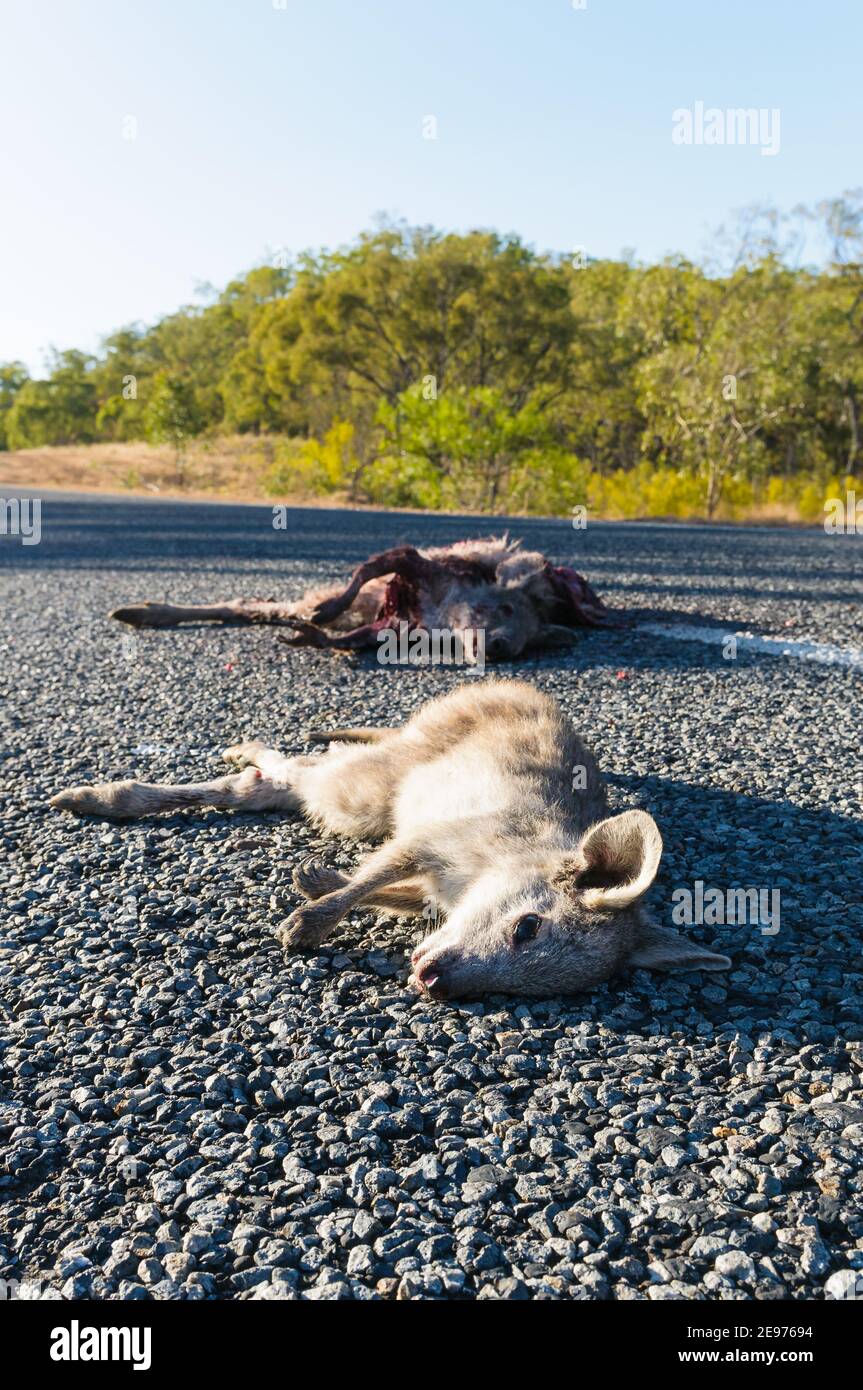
{"left": 281, "top": 741, "right": 399, "bottom": 841}
{"left": 111, "top": 598, "right": 299, "bottom": 629}
{"left": 52, "top": 742, "right": 316, "bottom": 819}
{"left": 51, "top": 767, "right": 299, "bottom": 820}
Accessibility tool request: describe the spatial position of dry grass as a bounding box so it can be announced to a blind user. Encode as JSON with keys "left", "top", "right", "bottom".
{"left": 732, "top": 500, "right": 805, "bottom": 525}
{"left": 0, "top": 439, "right": 816, "bottom": 524}
{"left": 0, "top": 437, "right": 350, "bottom": 507}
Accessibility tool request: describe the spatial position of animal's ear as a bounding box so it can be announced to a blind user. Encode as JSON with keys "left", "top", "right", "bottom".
{"left": 558, "top": 810, "right": 663, "bottom": 911}
{"left": 518, "top": 567, "right": 559, "bottom": 611}
{"left": 519, "top": 563, "right": 609, "bottom": 628}
{"left": 627, "top": 923, "right": 731, "bottom": 973}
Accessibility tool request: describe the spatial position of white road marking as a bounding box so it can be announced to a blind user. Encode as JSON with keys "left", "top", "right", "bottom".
{"left": 638, "top": 621, "right": 863, "bottom": 670}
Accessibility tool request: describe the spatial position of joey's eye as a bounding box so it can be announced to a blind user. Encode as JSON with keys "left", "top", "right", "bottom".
{"left": 513, "top": 913, "right": 542, "bottom": 946}
{"left": 500, "top": 603, "right": 514, "bottom": 617}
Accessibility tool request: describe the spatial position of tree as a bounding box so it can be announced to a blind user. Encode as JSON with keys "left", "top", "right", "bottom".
{"left": 145, "top": 373, "right": 204, "bottom": 483}
{"left": 0, "top": 362, "right": 29, "bottom": 449}
{"left": 630, "top": 261, "right": 804, "bottom": 516}
{"left": 5, "top": 350, "right": 97, "bottom": 448}
{"left": 3, "top": 207, "right": 862, "bottom": 521}
{"left": 374, "top": 383, "right": 575, "bottom": 513}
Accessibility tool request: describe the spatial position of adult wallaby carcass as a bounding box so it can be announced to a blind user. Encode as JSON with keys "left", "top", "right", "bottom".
{"left": 109, "top": 536, "right": 619, "bottom": 662}
{"left": 51, "top": 680, "right": 730, "bottom": 998}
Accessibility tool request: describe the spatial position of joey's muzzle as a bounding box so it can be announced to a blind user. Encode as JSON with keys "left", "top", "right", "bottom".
{"left": 411, "top": 944, "right": 461, "bottom": 999}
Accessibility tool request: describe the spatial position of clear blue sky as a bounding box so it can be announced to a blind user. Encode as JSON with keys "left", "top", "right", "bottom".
{"left": 1, "top": 0, "right": 860, "bottom": 374}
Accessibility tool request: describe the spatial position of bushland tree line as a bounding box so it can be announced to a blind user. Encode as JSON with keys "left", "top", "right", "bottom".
{"left": 3, "top": 194, "right": 862, "bottom": 519}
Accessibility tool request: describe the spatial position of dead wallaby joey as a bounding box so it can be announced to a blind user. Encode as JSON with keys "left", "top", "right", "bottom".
{"left": 51, "top": 680, "right": 730, "bottom": 999}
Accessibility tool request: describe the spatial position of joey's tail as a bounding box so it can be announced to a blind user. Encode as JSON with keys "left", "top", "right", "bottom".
{"left": 307, "top": 726, "right": 397, "bottom": 744}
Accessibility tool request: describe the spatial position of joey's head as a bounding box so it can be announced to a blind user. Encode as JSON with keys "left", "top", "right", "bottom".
{"left": 441, "top": 578, "right": 585, "bottom": 664}
{"left": 464, "top": 575, "right": 589, "bottom": 662}
{"left": 410, "top": 810, "right": 730, "bottom": 1000}
{"left": 442, "top": 584, "right": 543, "bottom": 664}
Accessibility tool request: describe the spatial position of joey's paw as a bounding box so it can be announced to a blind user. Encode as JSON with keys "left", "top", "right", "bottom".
{"left": 110, "top": 603, "right": 177, "bottom": 629}
{"left": 222, "top": 740, "right": 266, "bottom": 769}
{"left": 277, "top": 619, "right": 331, "bottom": 650}
{"left": 275, "top": 904, "right": 337, "bottom": 951}
{"left": 292, "top": 857, "right": 347, "bottom": 900}
{"left": 309, "top": 596, "right": 343, "bottom": 625}
{"left": 50, "top": 782, "right": 134, "bottom": 819}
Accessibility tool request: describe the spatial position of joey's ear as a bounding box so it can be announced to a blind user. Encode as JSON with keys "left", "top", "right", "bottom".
{"left": 519, "top": 563, "right": 609, "bottom": 626}
{"left": 627, "top": 923, "right": 731, "bottom": 973}
{"left": 558, "top": 809, "right": 663, "bottom": 911}
{"left": 518, "top": 567, "right": 557, "bottom": 607}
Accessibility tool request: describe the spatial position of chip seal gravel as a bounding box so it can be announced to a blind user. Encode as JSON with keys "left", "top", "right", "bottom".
{"left": 1, "top": 496, "right": 862, "bottom": 1301}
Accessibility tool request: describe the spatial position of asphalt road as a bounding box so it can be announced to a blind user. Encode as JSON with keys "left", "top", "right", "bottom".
{"left": 1, "top": 493, "right": 862, "bottom": 1301}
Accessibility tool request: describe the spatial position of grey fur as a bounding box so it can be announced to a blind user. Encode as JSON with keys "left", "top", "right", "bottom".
{"left": 50, "top": 680, "right": 730, "bottom": 998}
{"left": 108, "top": 536, "right": 616, "bottom": 660}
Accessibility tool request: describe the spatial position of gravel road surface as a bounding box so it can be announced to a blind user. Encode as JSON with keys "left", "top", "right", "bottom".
{"left": 1, "top": 493, "right": 862, "bottom": 1301}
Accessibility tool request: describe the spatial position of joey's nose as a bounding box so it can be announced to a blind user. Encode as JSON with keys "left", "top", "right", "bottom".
{"left": 414, "top": 956, "right": 452, "bottom": 998}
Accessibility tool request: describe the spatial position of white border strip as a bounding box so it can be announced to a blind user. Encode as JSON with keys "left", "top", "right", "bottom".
{"left": 639, "top": 621, "right": 863, "bottom": 670}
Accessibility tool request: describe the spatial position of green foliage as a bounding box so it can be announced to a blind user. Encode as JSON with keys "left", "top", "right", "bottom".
{"left": 587, "top": 464, "right": 863, "bottom": 522}
{"left": 7, "top": 197, "right": 863, "bottom": 521}
{"left": 262, "top": 421, "right": 358, "bottom": 497}
{"left": 0, "top": 361, "right": 29, "bottom": 449}
{"left": 375, "top": 384, "right": 571, "bottom": 512}
{"left": 5, "top": 351, "right": 97, "bottom": 449}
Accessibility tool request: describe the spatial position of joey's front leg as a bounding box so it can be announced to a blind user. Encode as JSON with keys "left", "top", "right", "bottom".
{"left": 222, "top": 739, "right": 267, "bottom": 769}
{"left": 277, "top": 841, "right": 420, "bottom": 951}
{"left": 276, "top": 901, "right": 343, "bottom": 951}
{"left": 310, "top": 547, "right": 431, "bottom": 625}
